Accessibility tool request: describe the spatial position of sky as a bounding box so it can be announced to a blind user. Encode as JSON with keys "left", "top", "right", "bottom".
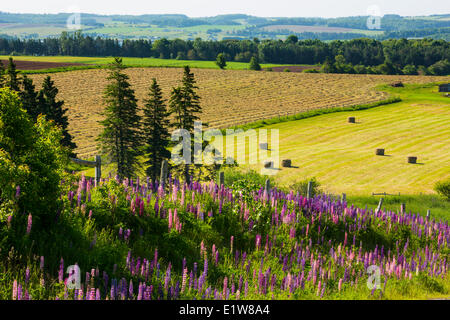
{"left": 1, "top": 0, "right": 448, "bottom": 18}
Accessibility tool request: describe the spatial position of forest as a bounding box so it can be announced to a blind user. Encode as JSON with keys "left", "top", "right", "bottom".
{"left": 0, "top": 32, "right": 449, "bottom": 75}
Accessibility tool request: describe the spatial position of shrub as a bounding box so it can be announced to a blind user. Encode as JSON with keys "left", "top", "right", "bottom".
{"left": 249, "top": 56, "right": 261, "bottom": 71}
{"left": 428, "top": 59, "right": 450, "bottom": 76}
{"left": 289, "top": 177, "right": 321, "bottom": 197}
{"left": 283, "top": 68, "right": 291, "bottom": 72}
{"left": 303, "top": 68, "right": 319, "bottom": 74}
{"left": 402, "top": 64, "right": 418, "bottom": 75}
{"left": 0, "top": 88, "right": 68, "bottom": 224}
{"left": 435, "top": 179, "right": 450, "bottom": 200}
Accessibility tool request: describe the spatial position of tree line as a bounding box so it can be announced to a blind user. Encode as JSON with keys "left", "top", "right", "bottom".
{"left": 1, "top": 32, "right": 449, "bottom": 74}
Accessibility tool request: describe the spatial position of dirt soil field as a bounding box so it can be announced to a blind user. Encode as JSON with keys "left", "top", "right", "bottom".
{"left": 263, "top": 25, "right": 361, "bottom": 33}
{"left": 28, "top": 68, "right": 449, "bottom": 158}
{"left": 0, "top": 59, "right": 87, "bottom": 70}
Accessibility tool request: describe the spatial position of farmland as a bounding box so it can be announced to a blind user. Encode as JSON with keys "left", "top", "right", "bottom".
{"left": 28, "top": 68, "right": 448, "bottom": 158}
{"left": 262, "top": 25, "right": 383, "bottom": 36}
{"left": 0, "top": 55, "right": 287, "bottom": 72}
{"left": 236, "top": 83, "right": 450, "bottom": 196}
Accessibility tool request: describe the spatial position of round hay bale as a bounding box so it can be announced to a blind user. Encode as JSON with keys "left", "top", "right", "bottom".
{"left": 260, "top": 143, "right": 268, "bottom": 150}
{"left": 376, "top": 148, "right": 385, "bottom": 156}
{"left": 264, "top": 161, "right": 273, "bottom": 169}
{"left": 282, "top": 159, "right": 292, "bottom": 167}
{"left": 348, "top": 117, "right": 356, "bottom": 123}
{"left": 407, "top": 156, "right": 417, "bottom": 164}
{"left": 390, "top": 82, "right": 404, "bottom": 88}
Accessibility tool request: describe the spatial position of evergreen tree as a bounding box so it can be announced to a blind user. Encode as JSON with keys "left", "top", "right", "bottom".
{"left": 6, "top": 57, "right": 21, "bottom": 91}
{"left": 19, "top": 75, "right": 39, "bottom": 121}
{"left": 97, "top": 57, "right": 142, "bottom": 179}
{"left": 216, "top": 53, "right": 227, "bottom": 69}
{"left": 169, "top": 66, "right": 202, "bottom": 183}
{"left": 37, "top": 76, "right": 77, "bottom": 154}
{"left": 249, "top": 56, "right": 261, "bottom": 71}
{"left": 142, "top": 78, "right": 171, "bottom": 182}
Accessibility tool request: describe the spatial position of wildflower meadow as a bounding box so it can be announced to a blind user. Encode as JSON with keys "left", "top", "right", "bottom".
{"left": 1, "top": 173, "right": 449, "bottom": 301}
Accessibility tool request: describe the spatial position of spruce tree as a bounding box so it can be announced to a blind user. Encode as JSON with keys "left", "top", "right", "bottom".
{"left": 6, "top": 57, "right": 21, "bottom": 91}
{"left": 169, "top": 66, "right": 202, "bottom": 183}
{"left": 20, "top": 75, "right": 39, "bottom": 121}
{"left": 142, "top": 78, "right": 171, "bottom": 182}
{"left": 97, "top": 57, "right": 142, "bottom": 179}
{"left": 249, "top": 56, "right": 261, "bottom": 71}
{"left": 37, "top": 76, "right": 77, "bottom": 154}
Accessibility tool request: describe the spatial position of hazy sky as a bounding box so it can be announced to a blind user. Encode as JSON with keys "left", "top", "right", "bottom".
{"left": 1, "top": 0, "right": 448, "bottom": 18}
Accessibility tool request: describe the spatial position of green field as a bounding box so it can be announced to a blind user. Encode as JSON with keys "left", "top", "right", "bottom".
{"left": 233, "top": 83, "right": 450, "bottom": 196}
{"left": 0, "top": 55, "right": 295, "bottom": 72}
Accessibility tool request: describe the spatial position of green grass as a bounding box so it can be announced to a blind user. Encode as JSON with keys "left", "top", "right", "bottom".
{"left": 0, "top": 55, "right": 299, "bottom": 72}
{"left": 231, "top": 82, "right": 450, "bottom": 196}
{"left": 348, "top": 195, "right": 450, "bottom": 222}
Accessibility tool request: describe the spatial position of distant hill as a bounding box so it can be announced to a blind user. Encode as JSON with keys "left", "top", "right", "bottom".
{"left": 0, "top": 12, "right": 448, "bottom": 40}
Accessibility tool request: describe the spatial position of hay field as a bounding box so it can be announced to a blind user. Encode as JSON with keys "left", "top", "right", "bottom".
{"left": 29, "top": 68, "right": 448, "bottom": 158}
{"left": 237, "top": 84, "right": 450, "bottom": 195}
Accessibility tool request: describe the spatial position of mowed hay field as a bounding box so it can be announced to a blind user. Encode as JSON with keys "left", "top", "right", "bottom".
{"left": 239, "top": 84, "right": 450, "bottom": 195}
{"left": 29, "top": 68, "right": 448, "bottom": 158}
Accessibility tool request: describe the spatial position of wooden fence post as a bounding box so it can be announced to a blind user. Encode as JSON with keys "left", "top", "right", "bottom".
{"left": 95, "top": 155, "right": 101, "bottom": 184}
{"left": 265, "top": 179, "right": 271, "bottom": 193}
{"left": 426, "top": 210, "right": 430, "bottom": 219}
{"left": 307, "top": 180, "right": 313, "bottom": 199}
{"left": 342, "top": 193, "right": 346, "bottom": 203}
{"left": 376, "top": 197, "right": 384, "bottom": 214}
{"left": 160, "top": 160, "right": 168, "bottom": 188}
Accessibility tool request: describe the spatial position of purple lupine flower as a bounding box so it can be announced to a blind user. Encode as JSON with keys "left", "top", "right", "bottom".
{"left": 15, "top": 185, "right": 20, "bottom": 199}
{"left": 129, "top": 279, "right": 134, "bottom": 298}
{"left": 18, "top": 284, "right": 23, "bottom": 300}
{"left": 25, "top": 268, "right": 30, "bottom": 285}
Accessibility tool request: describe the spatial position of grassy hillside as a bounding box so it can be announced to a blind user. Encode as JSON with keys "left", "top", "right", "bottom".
{"left": 236, "top": 83, "right": 450, "bottom": 195}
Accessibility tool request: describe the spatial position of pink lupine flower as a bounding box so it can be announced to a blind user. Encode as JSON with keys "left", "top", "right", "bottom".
{"left": 26, "top": 213, "right": 32, "bottom": 235}
{"left": 168, "top": 209, "right": 173, "bottom": 231}
{"left": 12, "top": 280, "right": 18, "bottom": 300}
{"left": 40, "top": 256, "right": 44, "bottom": 271}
